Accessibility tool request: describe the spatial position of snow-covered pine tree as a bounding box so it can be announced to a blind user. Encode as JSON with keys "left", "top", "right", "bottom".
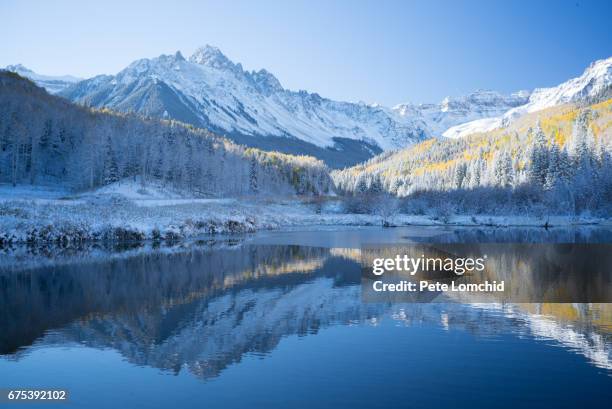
{"left": 454, "top": 162, "right": 467, "bottom": 189}
{"left": 103, "top": 135, "right": 120, "bottom": 185}
{"left": 249, "top": 155, "right": 258, "bottom": 193}
{"left": 528, "top": 122, "right": 549, "bottom": 187}
{"left": 545, "top": 144, "right": 562, "bottom": 190}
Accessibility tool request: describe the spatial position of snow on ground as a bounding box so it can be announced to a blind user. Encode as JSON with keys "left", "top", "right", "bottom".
{"left": 0, "top": 181, "right": 610, "bottom": 245}
{"left": 0, "top": 183, "right": 72, "bottom": 202}
{"left": 93, "top": 180, "right": 186, "bottom": 200}
{"left": 442, "top": 117, "right": 502, "bottom": 139}
{"left": 91, "top": 179, "right": 236, "bottom": 207}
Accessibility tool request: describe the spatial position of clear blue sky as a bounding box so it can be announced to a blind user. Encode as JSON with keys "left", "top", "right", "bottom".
{"left": 1, "top": 0, "right": 611, "bottom": 105}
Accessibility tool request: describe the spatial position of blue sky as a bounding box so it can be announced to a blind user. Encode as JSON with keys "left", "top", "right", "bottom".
{"left": 1, "top": 0, "right": 610, "bottom": 105}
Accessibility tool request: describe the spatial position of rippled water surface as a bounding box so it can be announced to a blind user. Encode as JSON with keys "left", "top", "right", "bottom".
{"left": 1, "top": 226, "right": 611, "bottom": 408}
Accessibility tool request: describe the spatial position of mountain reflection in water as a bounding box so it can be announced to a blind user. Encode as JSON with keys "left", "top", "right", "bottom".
{"left": 0, "top": 227, "right": 611, "bottom": 398}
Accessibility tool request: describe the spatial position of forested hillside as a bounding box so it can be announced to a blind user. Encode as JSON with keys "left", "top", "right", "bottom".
{"left": 0, "top": 72, "right": 332, "bottom": 196}
{"left": 333, "top": 99, "right": 612, "bottom": 215}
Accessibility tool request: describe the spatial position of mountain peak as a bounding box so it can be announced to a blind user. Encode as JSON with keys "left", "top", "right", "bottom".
{"left": 586, "top": 56, "right": 612, "bottom": 73}
{"left": 189, "top": 45, "right": 241, "bottom": 72}
{"left": 249, "top": 68, "right": 283, "bottom": 94}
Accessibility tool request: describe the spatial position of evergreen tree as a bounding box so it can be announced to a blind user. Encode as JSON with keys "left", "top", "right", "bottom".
{"left": 454, "top": 162, "right": 467, "bottom": 189}
{"left": 355, "top": 175, "right": 368, "bottom": 194}
{"left": 368, "top": 174, "right": 383, "bottom": 194}
{"left": 103, "top": 136, "right": 119, "bottom": 185}
{"left": 494, "top": 150, "right": 514, "bottom": 188}
{"left": 528, "top": 122, "right": 549, "bottom": 186}
{"left": 249, "top": 155, "right": 258, "bottom": 193}
{"left": 545, "top": 144, "right": 562, "bottom": 190}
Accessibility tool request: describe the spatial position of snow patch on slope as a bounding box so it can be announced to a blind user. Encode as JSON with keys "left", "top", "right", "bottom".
{"left": 442, "top": 117, "right": 503, "bottom": 139}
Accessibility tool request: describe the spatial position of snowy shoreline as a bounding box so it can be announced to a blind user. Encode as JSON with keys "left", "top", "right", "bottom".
{"left": 1, "top": 183, "right": 610, "bottom": 246}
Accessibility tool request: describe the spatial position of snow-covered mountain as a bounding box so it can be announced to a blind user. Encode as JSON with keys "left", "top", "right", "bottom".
{"left": 55, "top": 45, "right": 533, "bottom": 167}
{"left": 4, "top": 64, "right": 81, "bottom": 94}
{"left": 59, "top": 46, "right": 432, "bottom": 167}
{"left": 444, "top": 57, "right": 612, "bottom": 138}
{"left": 8, "top": 48, "right": 610, "bottom": 164}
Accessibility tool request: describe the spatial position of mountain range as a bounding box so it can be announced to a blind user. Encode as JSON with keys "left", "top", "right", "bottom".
{"left": 4, "top": 48, "right": 611, "bottom": 167}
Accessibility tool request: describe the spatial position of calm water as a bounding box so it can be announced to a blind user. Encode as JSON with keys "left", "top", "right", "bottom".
{"left": 1, "top": 226, "right": 611, "bottom": 408}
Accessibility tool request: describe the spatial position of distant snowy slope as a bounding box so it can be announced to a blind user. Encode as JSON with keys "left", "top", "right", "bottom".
{"left": 503, "top": 57, "right": 612, "bottom": 119}
{"left": 4, "top": 64, "right": 81, "bottom": 94}
{"left": 394, "top": 89, "right": 530, "bottom": 136}
{"left": 442, "top": 117, "right": 504, "bottom": 139}
{"left": 444, "top": 57, "right": 612, "bottom": 138}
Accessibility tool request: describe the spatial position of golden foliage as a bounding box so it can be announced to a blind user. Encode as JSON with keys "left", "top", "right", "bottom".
{"left": 339, "top": 98, "right": 612, "bottom": 182}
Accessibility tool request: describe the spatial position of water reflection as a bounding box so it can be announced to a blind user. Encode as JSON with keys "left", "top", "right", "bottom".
{"left": 0, "top": 226, "right": 611, "bottom": 381}
{"left": 361, "top": 243, "right": 612, "bottom": 303}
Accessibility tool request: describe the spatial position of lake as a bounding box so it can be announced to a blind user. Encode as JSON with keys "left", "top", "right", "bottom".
{"left": 1, "top": 226, "right": 611, "bottom": 408}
